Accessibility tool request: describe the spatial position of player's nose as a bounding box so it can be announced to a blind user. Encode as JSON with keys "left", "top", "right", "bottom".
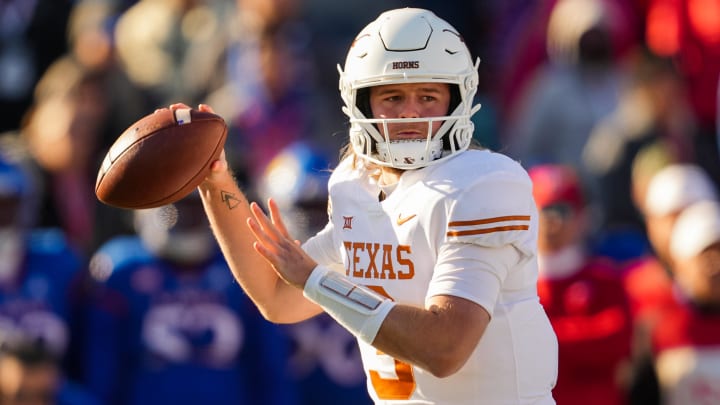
{"left": 398, "top": 99, "right": 421, "bottom": 119}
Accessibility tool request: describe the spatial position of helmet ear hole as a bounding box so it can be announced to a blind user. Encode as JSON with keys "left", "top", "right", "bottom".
{"left": 356, "top": 88, "right": 372, "bottom": 119}
{"left": 448, "top": 84, "right": 462, "bottom": 115}
{"left": 355, "top": 87, "right": 378, "bottom": 154}
{"left": 442, "top": 84, "right": 463, "bottom": 151}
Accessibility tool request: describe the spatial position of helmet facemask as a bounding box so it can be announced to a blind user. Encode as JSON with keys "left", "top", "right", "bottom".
{"left": 339, "top": 8, "right": 482, "bottom": 170}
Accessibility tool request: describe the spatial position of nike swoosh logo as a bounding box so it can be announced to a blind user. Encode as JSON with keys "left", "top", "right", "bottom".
{"left": 397, "top": 214, "right": 417, "bottom": 226}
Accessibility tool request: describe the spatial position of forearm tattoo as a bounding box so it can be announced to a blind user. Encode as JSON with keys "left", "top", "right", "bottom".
{"left": 220, "top": 190, "right": 242, "bottom": 210}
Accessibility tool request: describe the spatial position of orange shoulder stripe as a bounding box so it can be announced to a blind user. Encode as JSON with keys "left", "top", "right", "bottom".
{"left": 447, "top": 215, "right": 530, "bottom": 237}
{"left": 447, "top": 225, "right": 530, "bottom": 237}
{"left": 448, "top": 215, "right": 531, "bottom": 227}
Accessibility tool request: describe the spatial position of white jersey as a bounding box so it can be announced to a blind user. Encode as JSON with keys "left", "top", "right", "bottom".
{"left": 303, "top": 149, "right": 558, "bottom": 404}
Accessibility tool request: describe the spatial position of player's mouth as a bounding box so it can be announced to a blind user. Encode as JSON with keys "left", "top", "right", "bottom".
{"left": 389, "top": 125, "right": 429, "bottom": 140}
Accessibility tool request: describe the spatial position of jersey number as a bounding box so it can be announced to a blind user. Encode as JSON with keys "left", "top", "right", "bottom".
{"left": 366, "top": 285, "right": 416, "bottom": 400}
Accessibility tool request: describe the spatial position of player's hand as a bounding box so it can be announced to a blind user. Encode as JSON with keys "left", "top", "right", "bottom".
{"left": 247, "top": 198, "right": 318, "bottom": 289}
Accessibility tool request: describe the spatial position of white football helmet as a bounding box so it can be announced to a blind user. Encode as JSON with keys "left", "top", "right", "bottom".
{"left": 338, "top": 8, "right": 481, "bottom": 169}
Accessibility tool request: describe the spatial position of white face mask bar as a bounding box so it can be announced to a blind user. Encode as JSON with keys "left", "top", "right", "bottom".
{"left": 375, "top": 116, "right": 443, "bottom": 168}
{"left": 352, "top": 116, "right": 453, "bottom": 169}
{"left": 303, "top": 265, "right": 396, "bottom": 345}
{"left": 345, "top": 98, "right": 481, "bottom": 169}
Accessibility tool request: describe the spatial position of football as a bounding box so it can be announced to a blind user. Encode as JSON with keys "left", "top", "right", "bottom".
{"left": 95, "top": 108, "right": 227, "bottom": 209}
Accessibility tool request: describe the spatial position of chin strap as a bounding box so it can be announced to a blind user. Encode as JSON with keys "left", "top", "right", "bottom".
{"left": 376, "top": 138, "right": 444, "bottom": 169}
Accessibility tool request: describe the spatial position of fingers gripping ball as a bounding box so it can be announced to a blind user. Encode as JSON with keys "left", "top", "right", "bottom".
{"left": 95, "top": 108, "right": 227, "bottom": 209}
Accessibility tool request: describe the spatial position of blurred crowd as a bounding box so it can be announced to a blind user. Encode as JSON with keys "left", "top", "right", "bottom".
{"left": 0, "top": 0, "right": 719, "bottom": 404}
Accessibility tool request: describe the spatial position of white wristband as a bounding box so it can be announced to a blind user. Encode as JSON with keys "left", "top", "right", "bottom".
{"left": 303, "top": 265, "right": 395, "bottom": 345}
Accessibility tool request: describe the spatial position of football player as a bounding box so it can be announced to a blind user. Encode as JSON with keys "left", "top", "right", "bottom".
{"left": 189, "top": 8, "right": 558, "bottom": 404}
{"left": 0, "top": 148, "right": 87, "bottom": 383}
{"left": 83, "top": 193, "right": 297, "bottom": 404}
